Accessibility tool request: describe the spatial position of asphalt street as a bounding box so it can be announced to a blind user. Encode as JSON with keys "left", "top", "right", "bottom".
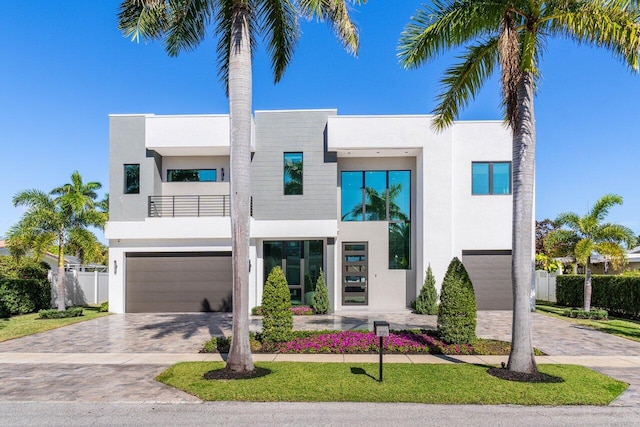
{"left": 2, "top": 402, "right": 640, "bottom": 426}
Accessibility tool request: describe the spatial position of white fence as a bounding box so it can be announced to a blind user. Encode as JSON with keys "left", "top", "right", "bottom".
{"left": 535, "top": 270, "right": 557, "bottom": 303}
{"left": 49, "top": 270, "right": 109, "bottom": 307}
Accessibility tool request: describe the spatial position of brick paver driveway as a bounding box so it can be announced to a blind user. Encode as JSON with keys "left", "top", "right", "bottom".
{"left": 1, "top": 311, "right": 640, "bottom": 404}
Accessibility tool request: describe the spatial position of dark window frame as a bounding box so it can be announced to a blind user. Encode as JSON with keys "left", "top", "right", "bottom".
{"left": 283, "top": 152, "right": 303, "bottom": 195}
{"left": 471, "top": 161, "right": 511, "bottom": 195}
{"left": 166, "top": 169, "right": 217, "bottom": 182}
{"left": 124, "top": 164, "right": 140, "bottom": 195}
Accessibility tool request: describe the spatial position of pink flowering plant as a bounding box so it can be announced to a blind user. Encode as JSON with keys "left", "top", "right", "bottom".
{"left": 263, "top": 330, "right": 473, "bottom": 355}
{"left": 291, "top": 306, "right": 314, "bottom": 316}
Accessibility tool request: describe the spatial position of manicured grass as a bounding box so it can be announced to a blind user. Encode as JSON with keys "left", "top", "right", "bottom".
{"left": 0, "top": 307, "right": 109, "bottom": 342}
{"left": 536, "top": 303, "right": 640, "bottom": 343}
{"left": 157, "top": 362, "right": 626, "bottom": 405}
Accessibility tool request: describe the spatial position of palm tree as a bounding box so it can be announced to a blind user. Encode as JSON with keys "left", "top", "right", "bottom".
{"left": 398, "top": 1, "right": 640, "bottom": 374}
{"left": 118, "top": 0, "right": 363, "bottom": 373}
{"left": 5, "top": 172, "right": 106, "bottom": 311}
{"left": 549, "top": 194, "right": 635, "bottom": 311}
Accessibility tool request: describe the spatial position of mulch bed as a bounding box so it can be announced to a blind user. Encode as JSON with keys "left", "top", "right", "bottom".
{"left": 203, "top": 367, "right": 271, "bottom": 380}
{"left": 487, "top": 367, "right": 564, "bottom": 383}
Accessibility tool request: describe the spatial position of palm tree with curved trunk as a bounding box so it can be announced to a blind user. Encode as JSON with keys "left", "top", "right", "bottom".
{"left": 118, "top": 0, "right": 364, "bottom": 373}
{"left": 399, "top": 0, "right": 640, "bottom": 374}
{"left": 549, "top": 194, "right": 635, "bottom": 311}
{"left": 6, "top": 171, "right": 105, "bottom": 311}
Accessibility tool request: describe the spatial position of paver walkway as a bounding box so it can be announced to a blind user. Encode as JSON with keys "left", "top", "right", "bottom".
{"left": 1, "top": 310, "right": 640, "bottom": 405}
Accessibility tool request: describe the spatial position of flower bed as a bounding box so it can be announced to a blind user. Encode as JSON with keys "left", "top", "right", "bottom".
{"left": 266, "top": 330, "right": 473, "bottom": 355}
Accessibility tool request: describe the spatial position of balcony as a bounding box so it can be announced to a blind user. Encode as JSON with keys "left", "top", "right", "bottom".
{"left": 149, "top": 195, "right": 231, "bottom": 217}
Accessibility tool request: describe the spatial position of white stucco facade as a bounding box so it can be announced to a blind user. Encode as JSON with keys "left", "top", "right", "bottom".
{"left": 107, "top": 111, "right": 513, "bottom": 314}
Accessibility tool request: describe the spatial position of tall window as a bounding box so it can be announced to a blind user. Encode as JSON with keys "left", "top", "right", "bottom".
{"left": 284, "top": 152, "right": 303, "bottom": 195}
{"left": 472, "top": 162, "right": 511, "bottom": 195}
{"left": 124, "top": 164, "right": 140, "bottom": 194}
{"left": 167, "top": 169, "right": 216, "bottom": 182}
{"left": 341, "top": 170, "right": 411, "bottom": 269}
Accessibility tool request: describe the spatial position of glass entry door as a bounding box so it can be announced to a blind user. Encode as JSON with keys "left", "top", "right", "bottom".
{"left": 342, "top": 242, "right": 368, "bottom": 305}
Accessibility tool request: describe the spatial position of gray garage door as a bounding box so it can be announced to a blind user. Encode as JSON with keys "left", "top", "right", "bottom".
{"left": 125, "top": 252, "right": 232, "bottom": 313}
{"left": 461, "top": 250, "right": 512, "bottom": 310}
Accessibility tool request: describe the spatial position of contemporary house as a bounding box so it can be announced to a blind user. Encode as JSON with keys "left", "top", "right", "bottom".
{"left": 105, "top": 110, "right": 513, "bottom": 314}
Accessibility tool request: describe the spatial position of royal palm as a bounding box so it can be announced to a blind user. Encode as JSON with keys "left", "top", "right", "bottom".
{"left": 399, "top": 0, "right": 640, "bottom": 374}
{"left": 118, "top": 0, "right": 363, "bottom": 373}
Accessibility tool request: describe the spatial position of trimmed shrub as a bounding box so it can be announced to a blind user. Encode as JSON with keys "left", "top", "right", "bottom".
{"left": 0, "top": 279, "right": 50, "bottom": 315}
{"left": 99, "top": 301, "right": 109, "bottom": 312}
{"left": 437, "top": 257, "right": 477, "bottom": 344}
{"left": 261, "top": 266, "right": 293, "bottom": 343}
{"left": 0, "top": 256, "right": 49, "bottom": 281}
{"left": 311, "top": 269, "right": 330, "bottom": 314}
{"left": 557, "top": 275, "right": 640, "bottom": 318}
{"left": 38, "top": 307, "right": 83, "bottom": 319}
{"left": 415, "top": 264, "right": 438, "bottom": 315}
{"left": 562, "top": 308, "right": 608, "bottom": 320}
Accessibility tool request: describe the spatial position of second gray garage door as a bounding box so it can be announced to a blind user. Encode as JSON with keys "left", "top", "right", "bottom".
{"left": 462, "top": 250, "right": 512, "bottom": 310}
{"left": 125, "top": 252, "right": 232, "bottom": 313}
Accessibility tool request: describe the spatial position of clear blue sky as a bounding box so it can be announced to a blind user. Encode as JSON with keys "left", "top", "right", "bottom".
{"left": 1, "top": 1, "right": 639, "bottom": 241}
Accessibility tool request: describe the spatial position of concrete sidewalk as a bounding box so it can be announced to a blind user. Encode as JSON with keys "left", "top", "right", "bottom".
{"left": 2, "top": 352, "right": 640, "bottom": 367}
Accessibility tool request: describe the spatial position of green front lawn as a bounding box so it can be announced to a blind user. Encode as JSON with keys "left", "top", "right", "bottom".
{"left": 536, "top": 303, "right": 640, "bottom": 342}
{"left": 157, "top": 362, "right": 626, "bottom": 405}
{"left": 0, "top": 307, "right": 109, "bottom": 342}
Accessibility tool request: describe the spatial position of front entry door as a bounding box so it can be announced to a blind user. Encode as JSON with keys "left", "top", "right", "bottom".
{"left": 342, "top": 242, "right": 368, "bottom": 305}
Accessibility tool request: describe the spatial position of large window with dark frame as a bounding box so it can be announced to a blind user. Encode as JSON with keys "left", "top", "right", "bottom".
{"left": 472, "top": 162, "right": 511, "bottom": 195}
{"left": 341, "top": 170, "right": 411, "bottom": 270}
{"left": 283, "top": 152, "right": 303, "bottom": 195}
{"left": 263, "top": 240, "right": 323, "bottom": 305}
{"left": 124, "top": 164, "right": 140, "bottom": 194}
{"left": 167, "top": 169, "right": 216, "bottom": 182}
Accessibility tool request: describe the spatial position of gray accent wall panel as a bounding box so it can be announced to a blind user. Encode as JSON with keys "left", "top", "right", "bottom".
{"left": 109, "top": 115, "right": 160, "bottom": 222}
{"left": 251, "top": 110, "right": 338, "bottom": 220}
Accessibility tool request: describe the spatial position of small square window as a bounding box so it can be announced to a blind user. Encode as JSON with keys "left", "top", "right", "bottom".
{"left": 284, "top": 152, "right": 303, "bottom": 195}
{"left": 124, "top": 164, "right": 140, "bottom": 194}
{"left": 472, "top": 162, "right": 510, "bottom": 195}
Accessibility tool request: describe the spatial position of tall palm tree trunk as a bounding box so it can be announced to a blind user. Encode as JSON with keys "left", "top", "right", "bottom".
{"left": 57, "top": 240, "right": 66, "bottom": 311}
{"left": 584, "top": 256, "right": 592, "bottom": 312}
{"left": 507, "top": 71, "right": 537, "bottom": 374}
{"left": 226, "top": 2, "right": 255, "bottom": 373}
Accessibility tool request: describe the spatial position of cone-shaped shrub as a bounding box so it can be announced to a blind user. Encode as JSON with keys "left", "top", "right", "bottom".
{"left": 415, "top": 264, "right": 438, "bottom": 315}
{"left": 437, "top": 257, "right": 477, "bottom": 344}
{"left": 311, "top": 269, "right": 330, "bottom": 314}
{"left": 261, "top": 266, "right": 293, "bottom": 343}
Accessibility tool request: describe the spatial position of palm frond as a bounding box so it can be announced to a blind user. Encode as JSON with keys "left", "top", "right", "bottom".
{"left": 432, "top": 37, "right": 499, "bottom": 130}
{"left": 555, "top": 212, "right": 582, "bottom": 230}
{"left": 574, "top": 238, "right": 594, "bottom": 264}
{"left": 398, "top": 0, "right": 504, "bottom": 70}
{"left": 594, "top": 241, "right": 628, "bottom": 269}
{"left": 596, "top": 223, "right": 636, "bottom": 247}
{"left": 547, "top": 0, "right": 640, "bottom": 71}
{"left": 118, "top": 0, "right": 170, "bottom": 42}
{"left": 67, "top": 228, "right": 103, "bottom": 265}
{"left": 165, "top": 0, "right": 215, "bottom": 56}
{"left": 298, "top": 0, "right": 363, "bottom": 55}
{"left": 587, "top": 193, "right": 624, "bottom": 223}
{"left": 259, "top": 0, "right": 299, "bottom": 82}
{"left": 12, "top": 189, "right": 54, "bottom": 210}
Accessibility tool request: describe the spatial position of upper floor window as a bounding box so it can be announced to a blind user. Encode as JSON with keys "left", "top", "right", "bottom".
{"left": 124, "top": 164, "right": 140, "bottom": 194}
{"left": 167, "top": 169, "right": 216, "bottom": 182}
{"left": 341, "top": 170, "right": 411, "bottom": 222}
{"left": 472, "top": 162, "right": 511, "bottom": 195}
{"left": 284, "top": 152, "right": 303, "bottom": 195}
